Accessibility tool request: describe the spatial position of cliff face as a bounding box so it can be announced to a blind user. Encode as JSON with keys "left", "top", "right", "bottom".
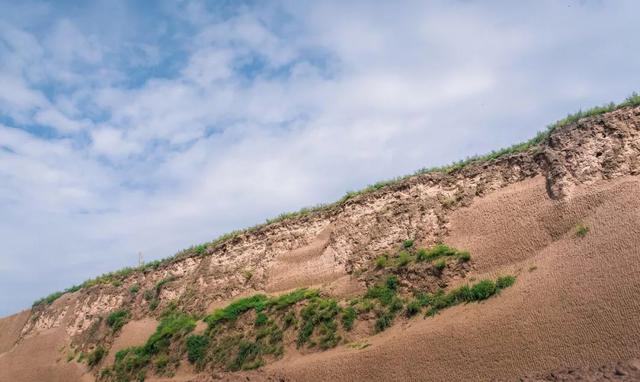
{"left": 2, "top": 105, "right": 640, "bottom": 382}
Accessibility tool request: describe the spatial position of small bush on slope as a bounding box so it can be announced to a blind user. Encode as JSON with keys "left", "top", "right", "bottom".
{"left": 106, "top": 310, "right": 129, "bottom": 332}
{"left": 576, "top": 224, "right": 589, "bottom": 238}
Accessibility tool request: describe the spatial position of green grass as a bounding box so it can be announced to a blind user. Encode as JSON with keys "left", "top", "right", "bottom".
{"left": 106, "top": 309, "right": 129, "bottom": 332}
{"left": 576, "top": 224, "right": 589, "bottom": 238}
{"left": 129, "top": 284, "right": 140, "bottom": 295}
{"left": 205, "top": 295, "right": 269, "bottom": 327}
{"left": 35, "top": 93, "right": 640, "bottom": 305}
{"left": 297, "top": 297, "right": 340, "bottom": 348}
{"left": 341, "top": 306, "right": 357, "bottom": 331}
{"left": 375, "top": 255, "right": 388, "bottom": 269}
{"left": 434, "top": 259, "right": 446, "bottom": 273}
{"left": 186, "top": 335, "right": 209, "bottom": 365}
{"left": 86, "top": 346, "right": 106, "bottom": 368}
{"left": 458, "top": 251, "right": 471, "bottom": 262}
{"left": 397, "top": 251, "right": 411, "bottom": 267}
{"left": 402, "top": 239, "right": 414, "bottom": 249}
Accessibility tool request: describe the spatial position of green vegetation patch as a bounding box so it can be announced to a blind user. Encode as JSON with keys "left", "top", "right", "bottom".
{"left": 106, "top": 309, "right": 129, "bottom": 333}
{"left": 576, "top": 224, "right": 589, "bottom": 238}
{"left": 87, "top": 346, "right": 106, "bottom": 368}
{"left": 186, "top": 335, "right": 209, "bottom": 366}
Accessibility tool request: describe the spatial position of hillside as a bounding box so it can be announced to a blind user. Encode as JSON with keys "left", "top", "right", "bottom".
{"left": 2, "top": 104, "right": 640, "bottom": 382}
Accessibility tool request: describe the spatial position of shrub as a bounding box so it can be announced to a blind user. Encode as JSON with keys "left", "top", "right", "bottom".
{"left": 283, "top": 311, "right": 297, "bottom": 329}
{"left": 416, "top": 248, "right": 428, "bottom": 261}
{"left": 107, "top": 309, "right": 129, "bottom": 332}
{"left": 297, "top": 297, "right": 340, "bottom": 348}
{"left": 397, "top": 251, "right": 411, "bottom": 267}
{"left": 375, "top": 255, "right": 388, "bottom": 269}
{"left": 87, "top": 346, "right": 106, "bottom": 367}
{"left": 154, "top": 354, "right": 169, "bottom": 371}
{"left": 434, "top": 259, "right": 446, "bottom": 273}
{"left": 341, "top": 306, "right": 357, "bottom": 331}
{"left": 255, "top": 312, "right": 268, "bottom": 327}
{"left": 143, "top": 312, "right": 196, "bottom": 355}
{"left": 143, "top": 289, "right": 154, "bottom": 301}
{"left": 402, "top": 239, "right": 414, "bottom": 249}
{"left": 496, "top": 275, "right": 516, "bottom": 289}
{"left": 458, "top": 251, "right": 471, "bottom": 262}
{"left": 470, "top": 280, "right": 497, "bottom": 300}
{"left": 129, "top": 284, "right": 140, "bottom": 295}
{"left": 576, "top": 224, "right": 589, "bottom": 238}
{"left": 405, "top": 300, "right": 421, "bottom": 317}
{"left": 450, "top": 285, "right": 474, "bottom": 303}
{"left": 385, "top": 275, "right": 399, "bottom": 291}
{"left": 374, "top": 311, "right": 394, "bottom": 332}
{"left": 229, "top": 340, "right": 262, "bottom": 371}
{"left": 186, "top": 335, "right": 209, "bottom": 364}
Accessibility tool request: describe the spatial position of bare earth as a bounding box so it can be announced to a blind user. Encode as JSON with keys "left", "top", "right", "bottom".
{"left": 1, "top": 106, "right": 640, "bottom": 381}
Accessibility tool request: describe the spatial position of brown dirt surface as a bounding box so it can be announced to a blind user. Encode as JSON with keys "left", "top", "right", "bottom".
{"left": 265, "top": 175, "right": 640, "bottom": 381}
{"left": 104, "top": 317, "right": 158, "bottom": 365}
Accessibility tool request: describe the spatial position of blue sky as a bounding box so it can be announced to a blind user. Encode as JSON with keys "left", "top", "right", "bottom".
{"left": 1, "top": 0, "right": 639, "bottom": 316}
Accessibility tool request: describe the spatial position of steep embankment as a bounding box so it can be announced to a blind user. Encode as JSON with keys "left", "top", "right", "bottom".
{"left": 1, "top": 106, "right": 640, "bottom": 382}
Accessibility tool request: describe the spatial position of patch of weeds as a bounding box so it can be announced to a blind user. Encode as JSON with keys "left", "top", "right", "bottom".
{"left": 365, "top": 276, "right": 398, "bottom": 306}
{"left": 106, "top": 309, "right": 129, "bottom": 332}
{"left": 149, "top": 299, "right": 159, "bottom": 311}
{"left": 144, "top": 312, "right": 196, "bottom": 355}
{"left": 355, "top": 299, "right": 374, "bottom": 313}
{"left": 374, "top": 310, "right": 395, "bottom": 333}
{"left": 397, "top": 251, "right": 411, "bottom": 267}
{"left": 405, "top": 300, "right": 421, "bottom": 317}
{"left": 186, "top": 335, "right": 209, "bottom": 365}
{"left": 375, "top": 255, "right": 388, "bottom": 269}
{"left": 243, "top": 270, "right": 253, "bottom": 281}
{"left": 434, "top": 259, "right": 447, "bottom": 273}
{"left": 416, "top": 248, "right": 429, "bottom": 261}
{"left": 458, "top": 251, "right": 471, "bottom": 262}
{"left": 341, "top": 306, "right": 357, "bottom": 331}
{"left": 297, "top": 297, "right": 340, "bottom": 348}
{"left": 87, "top": 346, "right": 106, "bottom": 368}
{"left": 129, "top": 284, "right": 140, "bottom": 295}
{"left": 205, "top": 295, "right": 269, "bottom": 327}
{"left": 228, "top": 340, "right": 262, "bottom": 371}
{"left": 318, "top": 321, "right": 340, "bottom": 350}
{"left": 470, "top": 280, "right": 497, "bottom": 300}
{"left": 529, "top": 265, "right": 538, "bottom": 272}
{"left": 576, "top": 224, "right": 589, "bottom": 238}
{"left": 347, "top": 341, "right": 370, "bottom": 350}
{"left": 283, "top": 311, "right": 297, "bottom": 329}
{"left": 403, "top": 239, "right": 414, "bottom": 249}
{"left": 496, "top": 275, "right": 516, "bottom": 289}
{"left": 154, "top": 354, "right": 170, "bottom": 373}
{"left": 255, "top": 312, "right": 269, "bottom": 327}
{"left": 268, "top": 288, "right": 318, "bottom": 310}
{"left": 143, "top": 289, "right": 154, "bottom": 301}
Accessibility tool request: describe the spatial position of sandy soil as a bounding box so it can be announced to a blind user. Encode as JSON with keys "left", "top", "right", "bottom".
{"left": 104, "top": 317, "right": 158, "bottom": 365}
{"left": 265, "top": 175, "right": 640, "bottom": 381}
{"left": 0, "top": 326, "right": 93, "bottom": 382}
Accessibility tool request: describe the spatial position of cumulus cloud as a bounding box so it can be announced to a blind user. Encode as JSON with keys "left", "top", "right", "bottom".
{"left": 1, "top": 0, "right": 640, "bottom": 315}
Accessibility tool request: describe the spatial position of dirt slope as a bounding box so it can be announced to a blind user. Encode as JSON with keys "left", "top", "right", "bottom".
{"left": 1, "top": 106, "right": 640, "bottom": 381}
{"left": 270, "top": 176, "right": 640, "bottom": 381}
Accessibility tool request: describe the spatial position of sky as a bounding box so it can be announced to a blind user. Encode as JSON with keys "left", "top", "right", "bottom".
{"left": 0, "top": 0, "right": 639, "bottom": 316}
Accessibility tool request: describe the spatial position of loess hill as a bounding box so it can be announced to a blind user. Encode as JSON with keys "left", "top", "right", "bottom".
{"left": 2, "top": 104, "right": 640, "bottom": 382}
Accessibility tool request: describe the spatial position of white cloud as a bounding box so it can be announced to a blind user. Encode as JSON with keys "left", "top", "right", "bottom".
{"left": 1, "top": 0, "right": 640, "bottom": 315}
